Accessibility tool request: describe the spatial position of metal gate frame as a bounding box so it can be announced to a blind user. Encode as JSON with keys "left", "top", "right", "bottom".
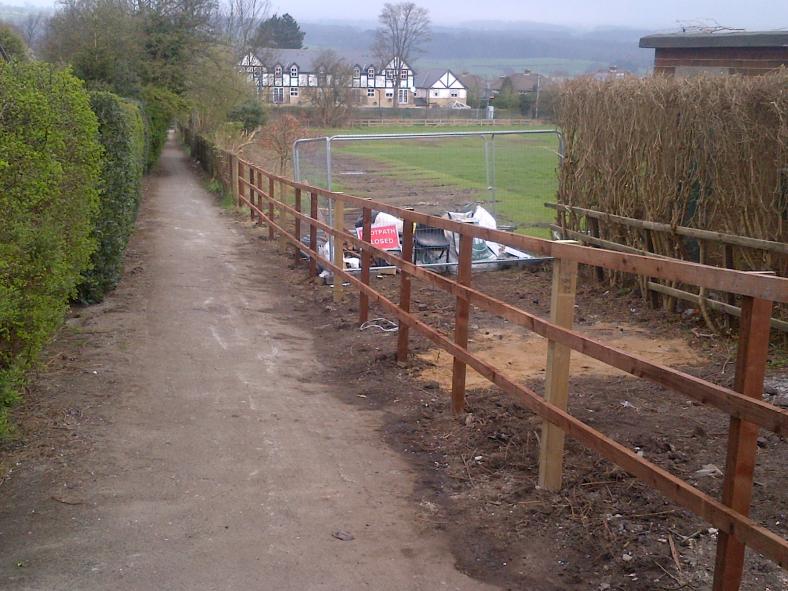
{"left": 292, "top": 129, "right": 564, "bottom": 260}
{"left": 293, "top": 128, "right": 565, "bottom": 194}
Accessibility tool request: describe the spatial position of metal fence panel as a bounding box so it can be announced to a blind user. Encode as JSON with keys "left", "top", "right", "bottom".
{"left": 293, "top": 130, "right": 563, "bottom": 240}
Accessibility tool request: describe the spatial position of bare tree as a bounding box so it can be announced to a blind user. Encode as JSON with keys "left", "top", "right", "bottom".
{"left": 262, "top": 114, "right": 304, "bottom": 173}
{"left": 310, "top": 49, "right": 354, "bottom": 128}
{"left": 20, "top": 12, "right": 46, "bottom": 49}
{"left": 373, "top": 2, "right": 430, "bottom": 109}
{"left": 215, "top": 0, "right": 269, "bottom": 56}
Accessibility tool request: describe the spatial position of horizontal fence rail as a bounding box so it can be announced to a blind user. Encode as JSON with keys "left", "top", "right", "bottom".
{"left": 546, "top": 202, "right": 788, "bottom": 333}
{"left": 548, "top": 202, "right": 788, "bottom": 255}
{"left": 185, "top": 129, "right": 788, "bottom": 590}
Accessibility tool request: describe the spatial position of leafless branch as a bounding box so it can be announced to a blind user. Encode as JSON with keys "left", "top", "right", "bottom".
{"left": 373, "top": 2, "right": 430, "bottom": 108}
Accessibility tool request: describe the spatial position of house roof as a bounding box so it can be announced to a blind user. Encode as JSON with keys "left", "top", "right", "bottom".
{"left": 491, "top": 72, "right": 539, "bottom": 92}
{"left": 414, "top": 68, "right": 451, "bottom": 88}
{"left": 639, "top": 30, "right": 788, "bottom": 49}
{"left": 250, "top": 48, "right": 402, "bottom": 71}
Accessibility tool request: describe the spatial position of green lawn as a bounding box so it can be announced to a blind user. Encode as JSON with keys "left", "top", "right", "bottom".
{"left": 320, "top": 125, "right": 560, "bottom": 237}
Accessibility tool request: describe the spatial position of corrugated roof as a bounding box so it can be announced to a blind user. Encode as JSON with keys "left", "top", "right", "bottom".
{"left": 639, "top": 30, "right": 788, "bottom": 49}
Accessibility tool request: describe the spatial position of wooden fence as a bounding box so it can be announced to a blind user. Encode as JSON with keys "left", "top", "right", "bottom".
{"left": 187, "top": 131, "right": 788, "bottom": 590}
{"left": 547, "top": 202, "right": 788, "bottom": 333}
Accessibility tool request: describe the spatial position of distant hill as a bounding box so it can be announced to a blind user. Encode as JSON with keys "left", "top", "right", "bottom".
{"left": 299, "top": 20, "right": 654, "bottom": 76}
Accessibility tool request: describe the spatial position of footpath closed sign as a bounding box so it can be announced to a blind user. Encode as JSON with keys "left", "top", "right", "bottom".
{"left": 356, "top": 224, "right": 401, "bottom": 250}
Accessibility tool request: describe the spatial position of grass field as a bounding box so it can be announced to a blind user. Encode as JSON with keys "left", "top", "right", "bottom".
{"left": 315, "top": 124, "right": 560, "bottom": 237}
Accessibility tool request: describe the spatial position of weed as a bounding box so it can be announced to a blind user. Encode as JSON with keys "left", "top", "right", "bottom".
{"left": 207, "top": 178, "right": 235, "bottom": 209}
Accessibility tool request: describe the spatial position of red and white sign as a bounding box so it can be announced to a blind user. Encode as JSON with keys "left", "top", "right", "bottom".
{"left": 356, "top": 224, "right": 401, "bottom": 250}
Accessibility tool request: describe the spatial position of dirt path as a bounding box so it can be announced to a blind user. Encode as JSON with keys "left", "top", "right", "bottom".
{"left": 0, "top": 135, "right": 498, "bottom": 591}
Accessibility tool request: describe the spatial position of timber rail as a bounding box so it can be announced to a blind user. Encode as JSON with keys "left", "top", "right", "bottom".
{"left": 188, "top": 132, "right": 788, "bottom": 590}
{"left": 545, "top": 202, "right": 788, "bottom": 332}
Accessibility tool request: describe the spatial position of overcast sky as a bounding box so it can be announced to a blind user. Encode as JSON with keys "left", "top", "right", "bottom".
{"left": 13, "top": 0, "right": 788, "bottom": 31}
{"left": 279, "top": 0, "right": 787, "bottom": 31}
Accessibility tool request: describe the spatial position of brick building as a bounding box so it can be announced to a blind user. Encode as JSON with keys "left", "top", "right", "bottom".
{"left": 639, "top": 30, "right": 787, "bottom": 76}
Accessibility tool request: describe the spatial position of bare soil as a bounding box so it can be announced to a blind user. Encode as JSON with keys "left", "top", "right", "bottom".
{"left": 325, "top": 151, "right": 482, "bottom": 216}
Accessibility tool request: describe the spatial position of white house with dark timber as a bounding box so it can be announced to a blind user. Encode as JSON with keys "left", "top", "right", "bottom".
{"left": 413, "top": 69, "right": 468, "bottom": 107}
{"left": 239, "top": 49, "right": 417, "bottom": 107}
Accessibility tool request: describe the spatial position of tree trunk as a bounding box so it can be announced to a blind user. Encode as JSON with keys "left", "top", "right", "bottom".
{"left": 392, "top": 76, "right": 399, "bottom": 110}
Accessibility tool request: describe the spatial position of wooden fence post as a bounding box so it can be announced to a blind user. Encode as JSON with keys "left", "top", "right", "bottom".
{"left": 588, "top": 216, "right": 604, "bottom": 282}
{"left": 257, "top": 170, "right": 266, "bottom": 226}
{"left": 724, "top": 244, "right": 737, "bottom": 330}
{"left": 556, "top": 205, "right": 567, "bottom": 240}
{"left": 644, "top": 229, "right": 662, "bottom": 308}
{"left": 309, "top": 192, "right": 318, "bottom": 279}
{"left": 396, "top": 219, "right": 415, "bottom": 361}
{"left": 294, "top": 188, "right": 302, "bottom": 265}
{"left": 267, "top": 176, "right": 275, "bottom": 240}
{"left": 359, "top": 202, "right": 372, "bottom": 325}
{"left": 333, "top": 198, "right": 345, "bottom": 301}
{"left": 538, "top": 247, "right": 579, "bottom": 491}
{"left": 227, "top": 154, "right": 233, "bottom": 196}
{"left": 235, "top": 158, "right": 243, "bottom": 208}
{"left": 451, "top": 233, "right": 473, "bottom": 415}
{"left": 249, "top": 166, "right": 256, "bottom": 222}
{"left": 278, "top": 180, "right": 289, "bottom": 251}
{"left": 712, "top": 296, "right": 772, "bottom": 591}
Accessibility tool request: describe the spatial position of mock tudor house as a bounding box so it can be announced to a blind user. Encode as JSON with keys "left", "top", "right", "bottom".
{"left": 413, "top": 69, "right": 468, "bottom": 107}
{"left": 240, "top": 49, "right": 416, "bottom": 106}
{"left": 240, "top": 48, "right": 468, "bottom": 109}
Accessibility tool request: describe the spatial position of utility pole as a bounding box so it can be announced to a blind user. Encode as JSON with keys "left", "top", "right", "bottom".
{"left": 482, "top": 81, "right": 491, "bottom": 120}
{"left": 534, "top": 73, "right": 541, "bottom": 120}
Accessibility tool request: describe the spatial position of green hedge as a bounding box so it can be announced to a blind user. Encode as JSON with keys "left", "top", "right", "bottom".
{"left": 77, "top": 92, "right": 146, "bottom": 303}
{"left": 0, "top": 62, "right": 102, "bottom": 433}
{"left": 141, "top": 86, "right": 185, "bottom": 172}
